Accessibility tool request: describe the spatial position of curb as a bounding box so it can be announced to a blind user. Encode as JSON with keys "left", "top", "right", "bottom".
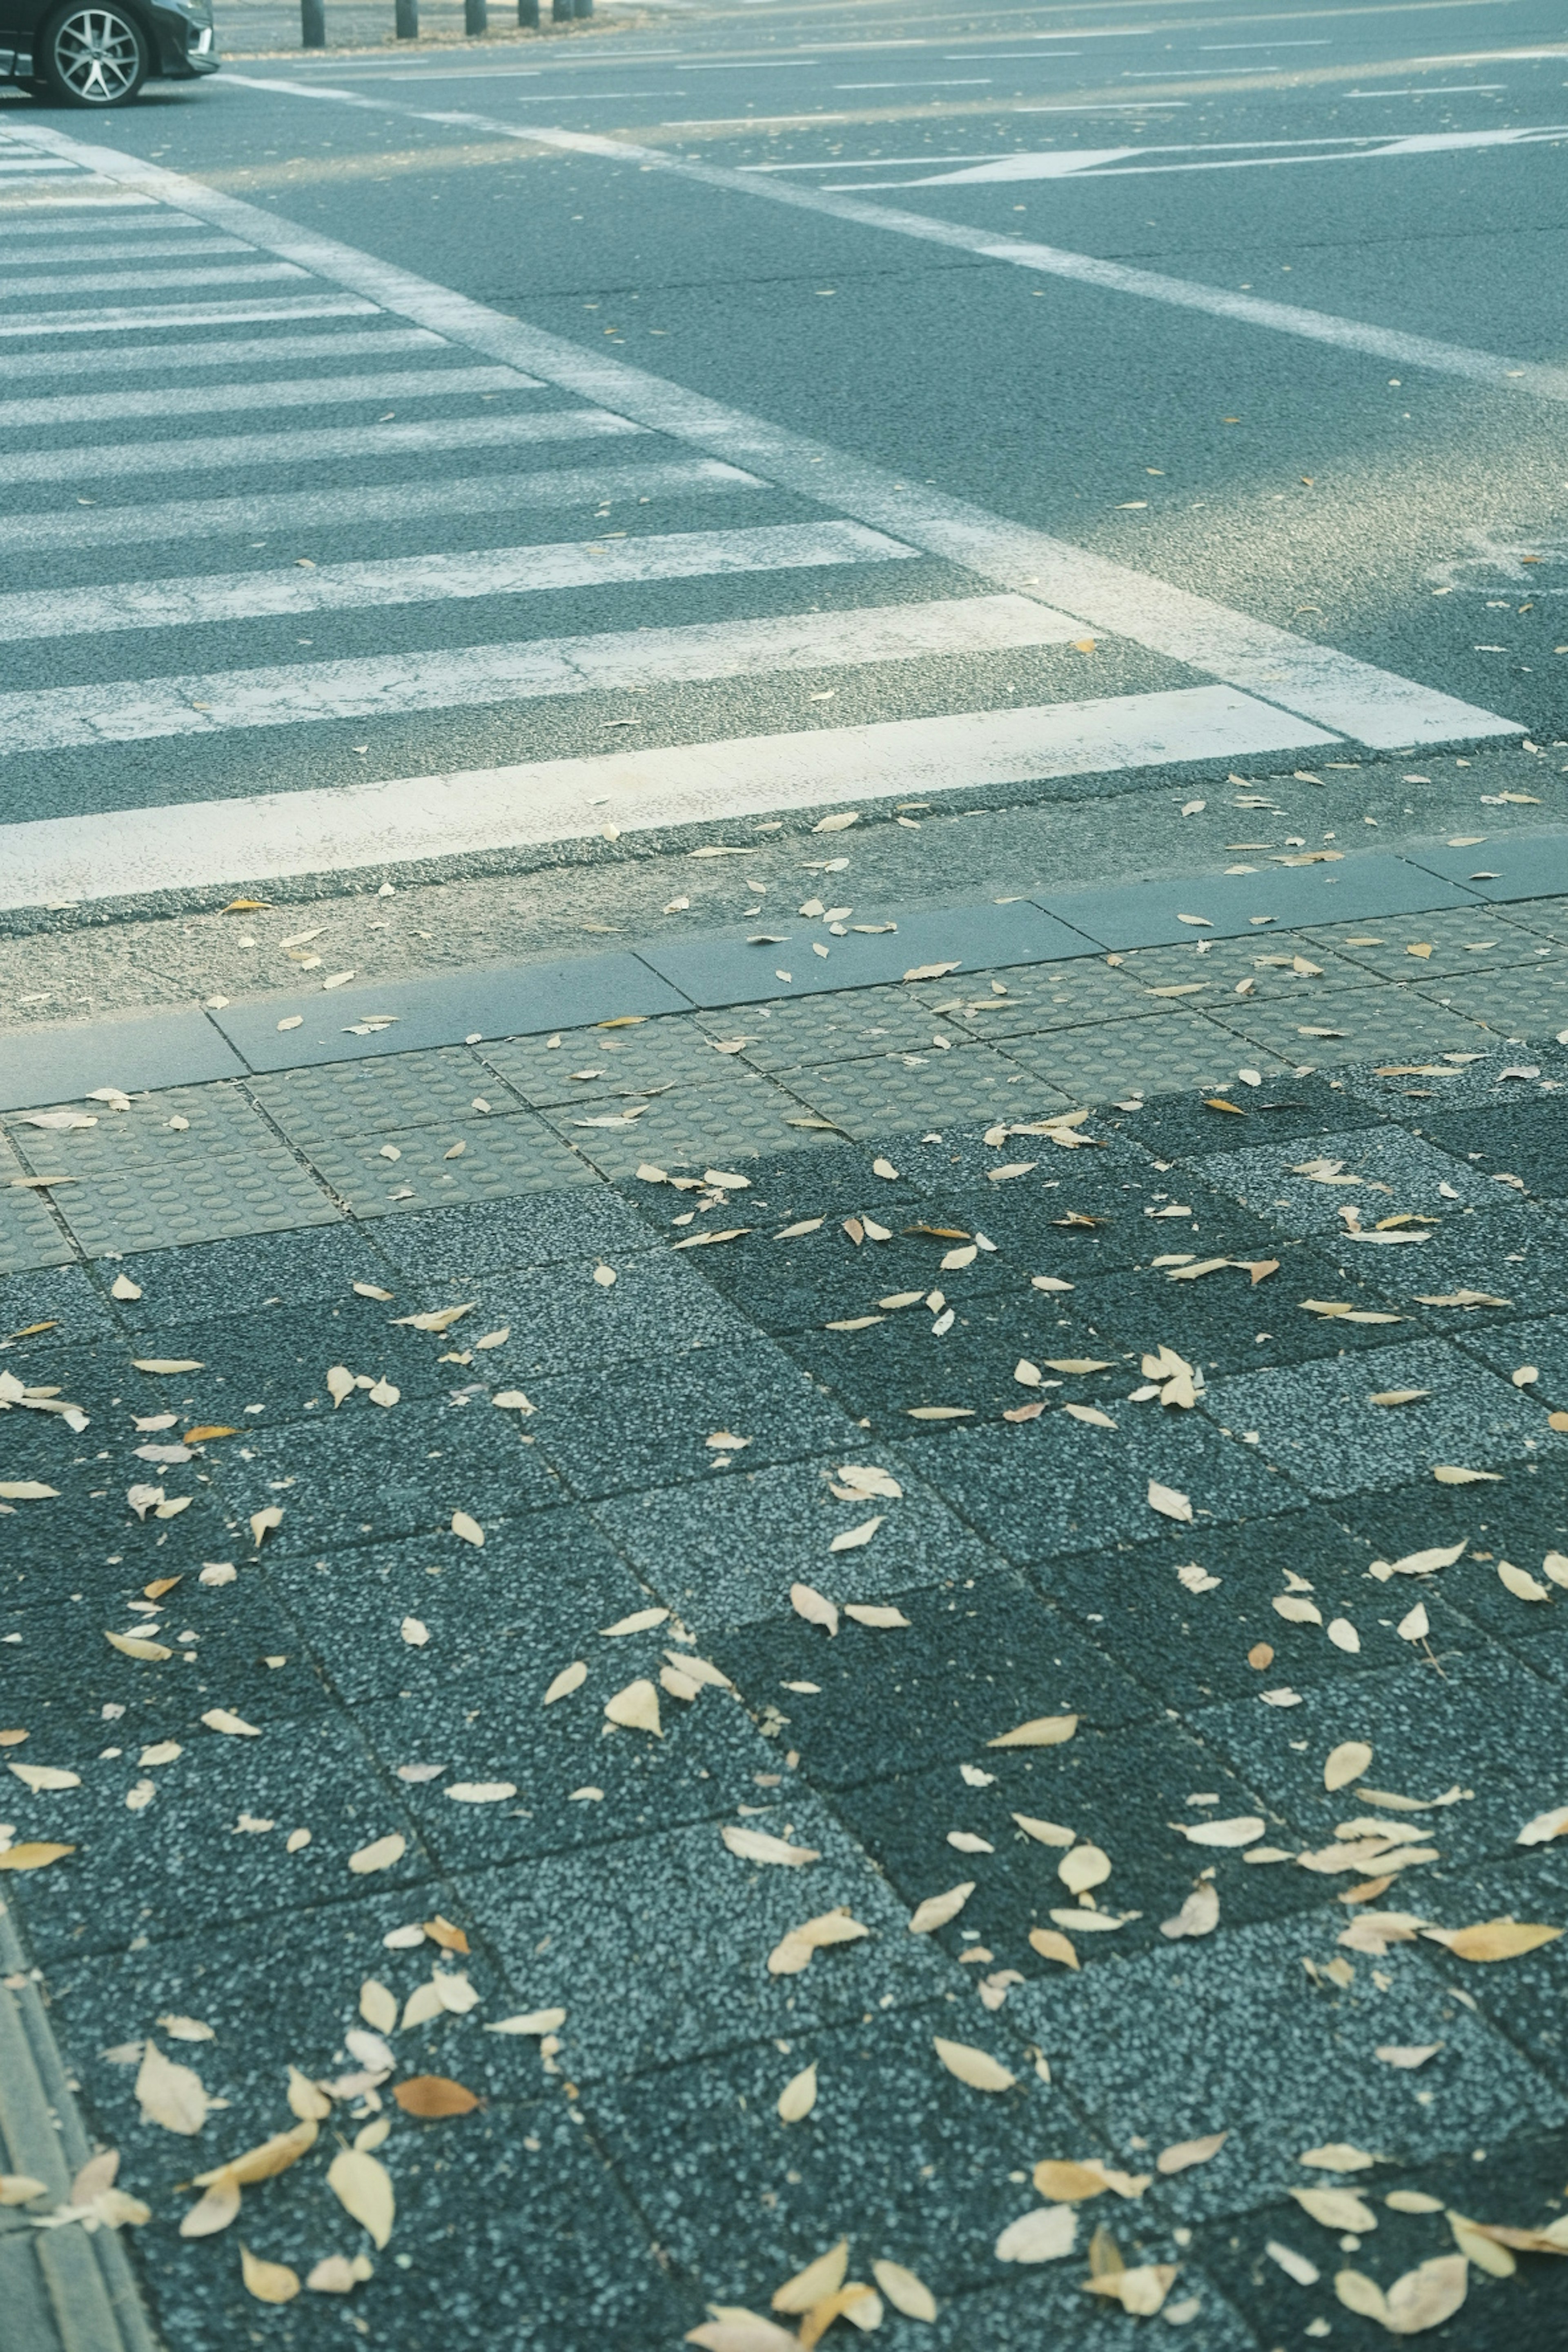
{"left": 0, "top": 1899, "right": 163, "bottom": 2352}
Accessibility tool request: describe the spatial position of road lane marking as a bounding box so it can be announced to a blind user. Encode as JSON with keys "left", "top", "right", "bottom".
{"left": 0, "top": 521, "right": 914, "bottom": 643}
{"left": 0, "top": 594, "right": 1080, "bottom": 752}
{"left": 0, "top": 363, "right": 541, "bottom": 430}
{"left": 0, "top": 261, "right": 310, "bottom": 300}
{"left": 0, "top": 235, "right": 256, "bottom": 267}
{"left": 0, "top": 688, "right": 1336, "bottom": 908}
{"left": 13, "top": 117, "right": 1522, "bottom": 751}
{"left": 0, "top": 293, "right": 382, "bottom": 338}
{"left": 0, "top": 406, "right": 643, "bottom": 486}
{"left": 0, "top": 327, "right": 447, "bottom": 380}
{"left": 0, "top": 457, "right": 761, "bottom": 557}
{"left": 833, "top": 123, "right": 1568, "bottom": 187}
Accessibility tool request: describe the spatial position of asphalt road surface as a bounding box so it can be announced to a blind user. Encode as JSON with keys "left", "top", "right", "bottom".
{"left": 0, "top": 0, "right": 1564, "bottom": 910}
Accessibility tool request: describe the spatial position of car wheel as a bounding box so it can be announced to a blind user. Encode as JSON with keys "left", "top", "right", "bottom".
{"left": 38, "top": 2, "right": 149, "bottom": 105}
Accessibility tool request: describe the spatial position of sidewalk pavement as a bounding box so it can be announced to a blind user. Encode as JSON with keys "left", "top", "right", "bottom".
{"left": 3, "top": 828, "right": 1568, "bottom": 2350}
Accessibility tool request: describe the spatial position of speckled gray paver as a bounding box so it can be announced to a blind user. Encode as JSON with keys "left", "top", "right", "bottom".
{"left": 8, "top": 897, "right": 1568, "bottom": 2352}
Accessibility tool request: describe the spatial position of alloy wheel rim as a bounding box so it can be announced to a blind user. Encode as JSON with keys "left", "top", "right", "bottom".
{"left": 54, "top": 9, "right": 141, "bottom": 99}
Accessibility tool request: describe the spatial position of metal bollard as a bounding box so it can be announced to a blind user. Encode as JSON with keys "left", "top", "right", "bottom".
{"left": 551, "top": 0, "right": 570, "bottom": 20}
{"left": 517, "top": 0, "right": 538, "bottom": 22}
{"left": 573, "top": 0, "right": 591, "bottom": 15}
{"left": 395, "top": 0, "right": 417, "bottom": 33}
{"left": 465, "top": 0, "right": 486, "bottom": 28}
{"left": 301, "top": 0, "right": 325, "bottom": 43}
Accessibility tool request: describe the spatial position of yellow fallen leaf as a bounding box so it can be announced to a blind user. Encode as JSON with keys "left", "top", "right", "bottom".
{"left": 932, "top": 2036, "right": 1015, "bottom": 2092}
{"left": 347, "top": 1832, "right": 405, "bottom": 1875}
{"left": 908, "top": 1882, "right": 974, "bottom": 1934}
{"left": 240, "top": 2245, "right": 300, "bottom": 2303}
{"left": 105, "top": 1629, "right": 172, "bottom": 1662}
{"left": 871, "top": 2258, "right": 936, "bottom": 2321}
{"left": 132, "top": 1358, "right": 203, "bottom": 1374}
{"left": 773, "top": 2240, "right": 849, "bottom": 2312}
{"left": 1028, "top": 1927, "right": 1079, "bottom": 1969}
{"left": 722, "top": 1826, "right": 819, "bottom": 1868}
{"left": 306, "top": 2254, "right": 374, "bottom": 2294}
{"left": 604, "top": 1679, "right": 662, "bottom": 1736}
{"left": 326, "top": 2146, "right": 394, "bottom": 2248}
{"left": 1034, "top": 2160, "right": 1109, "bottom": 2202}
{"left": 136, "top": 2040, "right": 209, "bottom": 2135}
{"left": 1300, "top": 2143, "right": 1376, "bottom": 2171}
{"left": 1433, "top": 1465, "right": 1502, "bottom": 1485}
{"left": 0, "top": 1841, "right": 74, "bottom": 1871}
{"left": 989, "top": 1713, "right": 1077, "bottom": 1749}
{"left": 767, "top": 1909, "right": 870, "bottom": 1976}
{"left": 790, "top": 1583, "right": 839, "bottom": 1636}
{"left": 180, "top": 2176, "right": 241, "bottom": 2238}
{"left": 196, "top": 2119, "right": 318, "bottom": 2189}
{"left": 1325, "top": 1740, "right": 1373, "bottom": 1792}
{"left": 1157, "top": 2132, "right": 1226, "bottom": 2176}
{"left": 544, "top": 1662, "right": 588, "bottom": 1704}
{"left": 450, "top": 1510, "right": 485, "bottom": 1546}
{"left": 777, "top": 2062, "right": 817, "bottom": 2123}
{"left": 201, "top": 1708, "right": 261, "bottom": 1738}
{"left": 995, "top": 2203, "right": 1077, "bottom": 2262}
{"left": 1425, "top": 1918, "right": 1563, "bottom": 1962}
{"left": 1147, "top": 1479, "right": 1193, "bottom": 1522}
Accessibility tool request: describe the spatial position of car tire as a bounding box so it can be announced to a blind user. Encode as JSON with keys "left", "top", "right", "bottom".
{"left": 38, "top": 2, "right": 149, "bottom": 105}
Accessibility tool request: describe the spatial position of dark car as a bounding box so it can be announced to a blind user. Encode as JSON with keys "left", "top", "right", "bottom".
{"left": 1, "top": 0, "right": 216, "bottom": 105}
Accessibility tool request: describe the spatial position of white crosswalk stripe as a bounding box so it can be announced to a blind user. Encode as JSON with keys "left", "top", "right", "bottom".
{"left": 0, "top": 260, "right": 312, "bottom": 298}
{"left": 5, "top": 521, "right": 915, "bottom": 642}
{"left": 0, "top": 365, "right": 540, "bottom": 428}
{"left": 0, "top": 118, "right": 1525, "bottom": 910}
{"left": 0, "top": 405, "right": 643, "bottom": 486}
{"left": 0, "top": 595, "right": 1080, "bottom": 753}
{"left": 0, "top": 294, "right": 383, "bottom": 338}
{"left": 0, "top": 326, "right": 444, "bottom": 376}
{"left": 0, "top": 458, "right": 762, "bottom": 557}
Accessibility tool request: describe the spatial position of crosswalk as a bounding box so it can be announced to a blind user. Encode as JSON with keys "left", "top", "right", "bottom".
{"left": 0, "top": 117, "right": 1525, "bottom": 912}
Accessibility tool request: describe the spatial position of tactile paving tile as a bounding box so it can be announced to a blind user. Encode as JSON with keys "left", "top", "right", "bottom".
{"left": 1499, "top": 893, "right": 1568, "bottom": 944}
{"left": 249, "top": 1046, "right": 522, "bottom": 1144}
{"left": 924, "top": 959, "right": 1161, "bottom": 1038}
{"left": 481, "top": 1015, "right": 732, "bottom": 1106}
{"left": 999, "top": 1011, "right": 1294, "bottom": 1102}
{"left": 784, "top": 1043, "right": 1059, "bottom": 1140}
{"left": 4, "top": 1085, "right": 339, "bottom": 1257}
{"left": 1206, "top": 982, "right": 1500, "bottom": 1065}
{"left": 698, "top": 987, "right": 944, "bottom": 1071}
{"left": 1408, "top": 962, "right": 1568, "bottom": 1037}
{"left": 1298, "top": 904, "right": 1557, "bottom": 980}
{"left": 303, "top": 1111, "right": 593, "bottom": 1216}
{"left": 543, "top": 1070, "right": 824, "bottom": 1177}
{"left": 1113, "top": 936, "right": 1373, "bottom": 1004}
{"left": 0, "top": 1133, "right": 74, "bottom": 1275}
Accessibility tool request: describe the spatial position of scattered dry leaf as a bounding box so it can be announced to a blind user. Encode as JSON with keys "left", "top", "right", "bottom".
{"left": 932, "top": 2037, "right": 1015, "bottom": 2093}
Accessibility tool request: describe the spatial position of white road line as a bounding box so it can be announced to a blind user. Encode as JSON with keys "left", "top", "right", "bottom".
{"left": 0, "top": 235, "right": 254, "bottom": 266}
{"left": 0, "top": 209, "right": 198, "bottom": 235}
{"left": 839, "top": 123, "right": 1568, "bottom": 189}
{"left": 0, "top": 327, "right": 447, "bottom": 380}
{"left": 0, "top": 405, "right": 643, "bottom": 486}
{"left": 0, "top": 593, "right": 1080, "bottom": 753}
{"left": 0, "top": 457, "right": 761, "bottom": 557}
{"left": 0, "top": 687, "right": 1337, "bottom": 907}
{"left": 6, "top": 123, "right": 1523, "bottom": 797}
{"left": 0, "top": 260, "right": 309, "bottom": 300}
{"left": 2, "top": 521, "right": 914, "bottom": 642}
{"left": 0, "top": 294, "right": 381, "bottom": 338}
{"left": 218, "top": 78, "right": 1568, "bottom": 409}
{"left": 19, "top": 120, "right": 1509, "bottom": 754}
{"left": 0, "top": 363, "right": 540, "bottom": 430}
